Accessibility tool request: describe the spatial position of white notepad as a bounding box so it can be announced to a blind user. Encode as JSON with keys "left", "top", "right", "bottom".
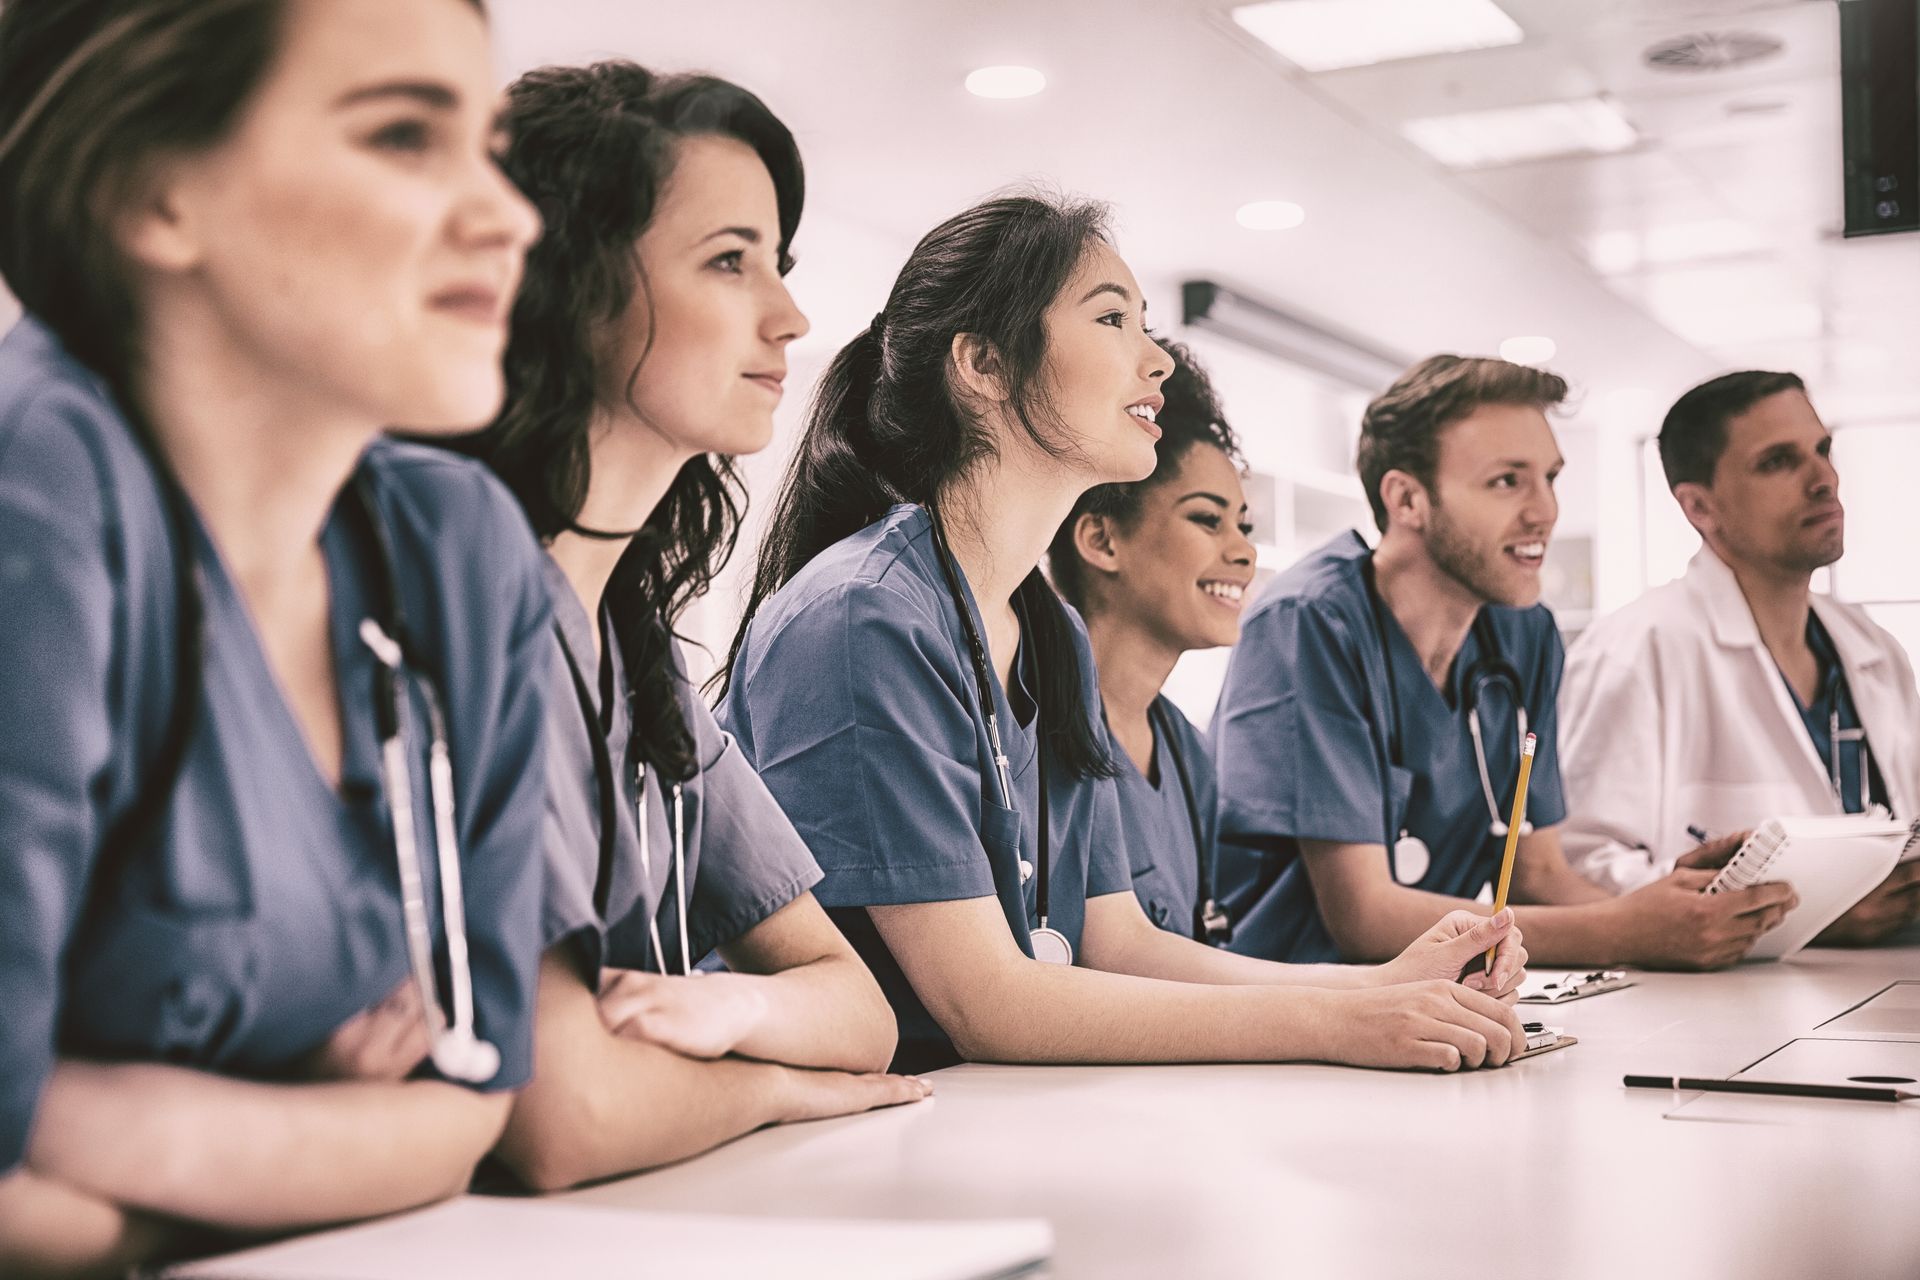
{"left": 165, "top": 1198, "right": 1053, "bottom": 1280}
{"left": 1704, "top": 812, "right": 1905, "bottom": 960}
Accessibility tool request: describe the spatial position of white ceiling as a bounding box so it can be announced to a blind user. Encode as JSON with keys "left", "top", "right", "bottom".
{"left": 490, "top": 0, "right": 1915, "bottom": 429}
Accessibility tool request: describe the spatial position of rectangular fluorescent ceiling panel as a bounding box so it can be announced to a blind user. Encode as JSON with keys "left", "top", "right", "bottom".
{"left": 1402, "top": 98, "right": 1638, "bottom": 169}
{"left": 1231, "top": 0, "right": 1523, "bottom": 72}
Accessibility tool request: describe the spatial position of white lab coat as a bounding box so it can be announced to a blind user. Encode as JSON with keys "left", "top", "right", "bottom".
{"left": 1560, "top": 545, "right": 1920, "bottom": 894}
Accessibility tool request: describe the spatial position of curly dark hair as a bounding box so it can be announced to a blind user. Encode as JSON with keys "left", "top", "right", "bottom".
{"left": 720, "top": 191, "right": 1117, "bottom": 779}
{"left": 1046, "top": 339, "right": 1242, "bottom": 612}
{"left": 1356, "top": 354, "right": 1568, "bottom": 532}
{"left": 459, "top": 60, "right": 802, "bottom": 781}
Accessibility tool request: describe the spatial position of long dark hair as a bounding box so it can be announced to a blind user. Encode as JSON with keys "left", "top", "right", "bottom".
{"left": 0, "top": 0, "right": 316, "bottom": 868}
{"left": 721, "top": 193, "right": 1115, "bottom": 779}
{"left": 462, "top": 61, "right": 802, "bottom": 781}
{"left": 1048, "top": 338, "right": 1242, "bottom": 613}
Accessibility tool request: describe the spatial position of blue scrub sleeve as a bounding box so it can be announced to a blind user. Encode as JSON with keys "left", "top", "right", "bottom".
{"left": 681, "top": 685, "right": 825, "bottom": 960}
{"left": 430, "top": 481, "right": 552, "bottom": 1094}
{"left": 536, "top": 636, "right": 601, "bottom": 964}
{"left": 1522, "top": 621, "right": 1569, "bottom": 828}
{"left": 735, "top": 579, "right": 998, "bottom": 908}
{"left": 0, "top": 415, "right": 115, "bottom": 1173}
{"left": 1084, "top": 724, "right": 1137, "bottom": 901}
{"left": 1215, "top": 598, "right": 1386, "bottom": 849}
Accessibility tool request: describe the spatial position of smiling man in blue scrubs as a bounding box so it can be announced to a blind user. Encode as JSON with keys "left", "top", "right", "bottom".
{"left": 1211, "top": 355, "right": 1797, "bottom": 970}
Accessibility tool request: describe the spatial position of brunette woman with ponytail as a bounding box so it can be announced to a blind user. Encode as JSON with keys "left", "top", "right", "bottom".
{"left": 461, "top": 61, "right": 920, "bottom": 1194}
{"left": 721, "top": 194, "right": 1532, "bottom": 1075}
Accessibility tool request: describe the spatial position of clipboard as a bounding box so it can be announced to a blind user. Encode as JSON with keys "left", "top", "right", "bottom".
{"left": 1518, "top": 969, "right": 1635, "bottom": 1004}
{"left": 1512, "top": 1022, "right": 1577, "bottom": 1061}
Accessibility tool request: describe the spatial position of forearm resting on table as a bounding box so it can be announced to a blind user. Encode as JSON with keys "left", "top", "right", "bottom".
{"left": 1298, "top": 840, "right": 1484, "bottom": 962}
{"left": 1076, "top": 892, "right": 1375, "bottom": 990}
{"left": 0, "top": 1166, "right": 191, "bottom": 1280}
{"left": 716, "top": 896, "right": 897, "bottom": 1071}
{"left": 29, "top": 1059, "right": 507, "bottom": 1231}
{"left": 496, "top": 952, "right": 812, "bottom": 1192}
{"left": 871, "top": 899, "right": 1342, "bottom": 1065}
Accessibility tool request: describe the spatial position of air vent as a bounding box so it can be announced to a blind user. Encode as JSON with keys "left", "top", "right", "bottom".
{"left": 1642, "top": 31, "right": 1784, "bottom": 71}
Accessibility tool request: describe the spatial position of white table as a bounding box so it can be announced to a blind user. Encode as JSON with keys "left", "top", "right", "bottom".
{"left": 567, "top": 941, "right": 1920, "bottom": 1279}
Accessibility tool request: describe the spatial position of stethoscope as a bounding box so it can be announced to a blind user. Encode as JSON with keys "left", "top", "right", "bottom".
{"left": 74, "top": 413, "right": 498, "bottom": 1081}
{"left": 1360, "top": 555, "right": 1531, "bottom": 887}
{"left": 1813, "top": 654, "right": 1876, "bottom": 813}
{"left": 927, "top": 506, "right": 1073, "bottom": 965}
{"left": 1146, "top": 701, "right": 1231, "bottom": 946}
{"left": 347, "top": 475, "right": 500, "bottom": 1084}
{"left": 557, "top": 619, "right": 693, "bottom": 977}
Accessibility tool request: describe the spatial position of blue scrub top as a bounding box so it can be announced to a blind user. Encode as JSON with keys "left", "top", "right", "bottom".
{"left": 0, "top": 317, "right": 551, "bottom": 1174}
{"left": 1782, "top": 612, "right": 1886, "bottom": 813}
{"left": 720, "top": 504, "right": 1133, "bottom": 1072}
{"left": 540, "top": 559, "right": 823, "bottom": 978}
{"left": 1115, "top": 695, "right": 1218, "bottom": 938}
{"left": 1211, "top": 530, "right": 1566, "bottom": 963}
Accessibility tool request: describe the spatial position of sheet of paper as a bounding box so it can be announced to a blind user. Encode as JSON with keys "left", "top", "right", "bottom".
{"left": 1814, "top": 981, "right": 1920, "bottom": 1041}
{"left": 167, "top": 1197, "right": 1052, "bottom": 1280}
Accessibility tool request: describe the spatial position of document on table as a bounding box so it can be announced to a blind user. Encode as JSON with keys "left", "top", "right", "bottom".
{"left": 165, "top": 1197, "right": 1053, "bottom": 1280}
{"left": 1518, "top": 969, "right": 1635, "bottom": 1003}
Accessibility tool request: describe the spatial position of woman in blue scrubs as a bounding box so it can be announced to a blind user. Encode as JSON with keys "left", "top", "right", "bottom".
{"left": 0, "top": 2, "right": 548, "bottom": 1272}
{"left": 462, "top": 62, "right": 923, "bottom": 1193}
{"left": 720, "top": 193, "right": 1531, "bottom": 1075}
{"left": 1047, "top": 341, "right": 1250, "bottom": 942}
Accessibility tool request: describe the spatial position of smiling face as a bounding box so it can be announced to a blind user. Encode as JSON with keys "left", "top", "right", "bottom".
{"left": 601, "top": 133, "right": 809, "bottom": 459}
{"left": 1087, "top": 442, "right": 1257, "bottom": 651}
{"left": 1677, "top": 388, "right": 1843, "bottom": 576}
{"left": 127, "top": 0, "right": 541, "bottom": 432}
{"left": 1037, "top": 238, "right": 1174, "bottom": 484}
{"left": 1422, "top": 402, "right": 1563, "bottom": 607}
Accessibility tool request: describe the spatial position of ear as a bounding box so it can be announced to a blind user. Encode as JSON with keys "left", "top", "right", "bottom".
{"left": 1672, "top": 481, "right": 1716, "bottom": 539}
{"left": 115, "top": 160, "right": 207, "bottom": 275}
{"left": 1072, "top": 512, "right": 1123, "bottom": 580}
{"left": 948, "top": 332, "right": 1008, "bottom": 406}
{"left": 1378, "top": 469, "right": 1431, "bottom": 534}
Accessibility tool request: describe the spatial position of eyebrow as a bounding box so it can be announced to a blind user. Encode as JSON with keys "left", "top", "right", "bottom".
{"left": 695, "top": 226, "right": 763, "bottom": 248}
{"left": 1078, "top": 281, "right": 1133, "bottom": 306}
{"left": 1492, "top": 457, "right": 1564, "bottom": 471}
{"left": 335, "top": 80, "right": 460, "bottom": 111}
{"left": 1178, "top": 491, "right": 1245, "bottom": 511}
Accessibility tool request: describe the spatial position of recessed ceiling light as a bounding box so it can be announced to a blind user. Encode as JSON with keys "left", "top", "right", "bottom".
{"left": 1583, "top": 219, "right": 1767, "bottom": 275}
{"left": 1397, "top": 98, "right": 1635, "bottom": 169}
{"left": 1231, "top": 0, "right": 1523, "bottom": 73}
{"left": 965, "top": 65, "right": 1046, "bottom": 99}
{"left": 1500, "top": 336, "right": 1557, "bottom": 365}
{"left": 1403, "top": 97, "right": 1638, "bottom": 169}
{"left": 1236, "top": 200, "right": 1307, "bottom": 231}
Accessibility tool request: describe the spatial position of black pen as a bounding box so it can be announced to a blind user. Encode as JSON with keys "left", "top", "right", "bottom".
{"left": 1624, "top": 1074, "right": 1916, "bottom": 1103}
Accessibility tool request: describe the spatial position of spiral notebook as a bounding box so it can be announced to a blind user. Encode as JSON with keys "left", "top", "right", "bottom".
{"left": 1703, "top": 812, "right": 1905, "bottom": 959}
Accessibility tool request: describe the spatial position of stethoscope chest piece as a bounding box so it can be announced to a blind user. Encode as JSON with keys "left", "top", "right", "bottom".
{"left": 1030, "top": 924, "right": 1074, "bottom": 965}
{"left": 1393, "top": 832, "right": 1431, "bottom": 886}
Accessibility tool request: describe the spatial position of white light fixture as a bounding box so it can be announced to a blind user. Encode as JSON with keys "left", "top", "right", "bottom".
{"left": 1403, "top": 97, "right": 1638, "bottom": 169}
{"left": 1499, "top": 335, "right": 1557, "bottom": 365}
{"left": 1231, "top": 0, "right": 1523, "bottom": 73}
{"left": 1236, "top": 199, "right": 1307, "bottom": 231}
{"left": 1583, "top": 219, "right": 1768, "bottom": 275}
{"left": 964, "top": 65, "right": 1046, "bottom": 99}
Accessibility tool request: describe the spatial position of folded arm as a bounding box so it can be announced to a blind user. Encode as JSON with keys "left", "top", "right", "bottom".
{"left": 27, "top": 1059, "right": 507, "bottom": 1232}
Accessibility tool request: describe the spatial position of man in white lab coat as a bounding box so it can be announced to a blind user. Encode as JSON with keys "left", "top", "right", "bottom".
{"left": 1561, "top": 371, "right": 1920, "bottom": 944}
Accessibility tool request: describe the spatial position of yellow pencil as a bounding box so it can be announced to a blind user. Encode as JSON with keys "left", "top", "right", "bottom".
{"left": 1486, "top": 731, "right": 1537, "bottom": 971}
